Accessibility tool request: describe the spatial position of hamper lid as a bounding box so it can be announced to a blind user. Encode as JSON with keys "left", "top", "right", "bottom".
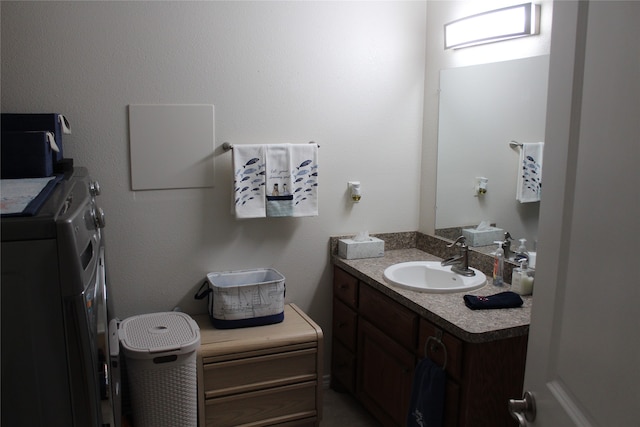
{"left": 119, "top": 311, "right": 200, "bottom": 358}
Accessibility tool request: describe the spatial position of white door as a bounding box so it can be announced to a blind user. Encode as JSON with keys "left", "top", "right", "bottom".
{"left": 510, "top": 1, "right": 640, "bottom": 426}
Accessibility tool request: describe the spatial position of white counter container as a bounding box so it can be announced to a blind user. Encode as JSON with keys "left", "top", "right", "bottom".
{"left": 338, "top": 237, "right": 385, "bottom": 259}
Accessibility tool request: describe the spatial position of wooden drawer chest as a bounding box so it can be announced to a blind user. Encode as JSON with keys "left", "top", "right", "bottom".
{"left": 194, "top": 304, "right": 323, "bottom": 427}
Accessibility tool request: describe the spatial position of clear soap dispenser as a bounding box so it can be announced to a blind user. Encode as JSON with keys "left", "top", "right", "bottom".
{"left": 515, "top": 238, "right": 529, "bottom": 261}
{"left": 512, "top": 259, "right": 534, "bottom": 295}
{"left": 492, "top": 241, "right": 505, "bottom": 287}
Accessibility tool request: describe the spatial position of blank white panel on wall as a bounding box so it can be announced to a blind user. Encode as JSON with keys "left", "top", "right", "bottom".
{"left": 129, "top": 104, "right": 215, "bottom": 190}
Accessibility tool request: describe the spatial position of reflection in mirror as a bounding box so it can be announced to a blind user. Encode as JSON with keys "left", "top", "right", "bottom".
{"left": 435, "top": 55, "right": 549, "bottom": 254}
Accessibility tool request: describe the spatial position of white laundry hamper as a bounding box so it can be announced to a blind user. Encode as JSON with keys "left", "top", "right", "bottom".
{"left": 119, "top": 311, "right": 200, "bottom": 427}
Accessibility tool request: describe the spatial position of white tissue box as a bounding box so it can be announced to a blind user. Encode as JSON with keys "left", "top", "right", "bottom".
{"left": 338, "top": 237, "right": 385, "bottom": 260}
{"left": 462, "top": 227, "right": 504, "bottom": 247}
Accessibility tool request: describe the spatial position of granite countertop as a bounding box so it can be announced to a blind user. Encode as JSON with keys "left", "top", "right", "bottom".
{"left": 332, "top": 247, "right": 532, "bottom": 344}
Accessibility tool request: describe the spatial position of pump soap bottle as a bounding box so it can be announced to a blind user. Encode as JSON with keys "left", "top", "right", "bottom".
{"left": 492, "top": 241, "right": 505, "bottom": 287}
{"left": 512, "top": 258, "right": 534, "bottom": 295}
{"left": 515, "top": 238, "right": 529, "bottom": 262}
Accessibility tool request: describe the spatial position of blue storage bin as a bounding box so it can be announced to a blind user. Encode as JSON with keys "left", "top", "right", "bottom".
{"left": 1, "top": 131, "right": 54, "bottom": 178}
{"left": 1, "top": 113, "right": 70, "bottom": 162}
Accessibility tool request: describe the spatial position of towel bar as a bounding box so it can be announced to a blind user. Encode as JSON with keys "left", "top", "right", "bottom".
{"left": 509, "top": 140, "right": 523, "bottom": 148}
{"left": 222, "top": 141, "right": 319, "bottom": 151}
{"left": 425, "top": 334, "right": 448, "bottom": 371}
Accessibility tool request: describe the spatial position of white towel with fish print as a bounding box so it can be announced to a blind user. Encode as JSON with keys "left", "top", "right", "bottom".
{"left": 516, "top": 142, "right": 544, "bottom": 203}
{"left": 289, "top": 143, "right": 319, "bottom": 217}
{"left": 266, "top": 144, "right": 294, "bottom": 217}
{"left": 233, "top": 144, "right": 266, "bottom": 218}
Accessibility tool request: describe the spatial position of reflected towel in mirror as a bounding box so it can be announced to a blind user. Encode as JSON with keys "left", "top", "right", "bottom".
{"left": 516, "top": 142, "right": 544, "bottom": 203}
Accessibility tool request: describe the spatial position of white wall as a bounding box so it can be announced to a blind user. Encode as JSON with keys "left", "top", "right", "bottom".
{"left": 420, "top": 0, "right": 554, "bottom": 234}
{"left": 1, "top": 1, "right": 426, "bottom": 368}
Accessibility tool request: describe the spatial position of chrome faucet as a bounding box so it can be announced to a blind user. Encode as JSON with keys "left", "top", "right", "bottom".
{"left": 503, "top": 232, "right": 513, "bottom": 259}
{"left": 441, "top": 236, "right": 476, "bottom": 277}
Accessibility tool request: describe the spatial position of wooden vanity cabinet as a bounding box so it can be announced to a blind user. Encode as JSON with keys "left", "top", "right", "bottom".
{"left": 195, "top": 304, "right": 323, "bottom": 427}
{"left": 331, "top": 266, "right": 528, "bottom": 427}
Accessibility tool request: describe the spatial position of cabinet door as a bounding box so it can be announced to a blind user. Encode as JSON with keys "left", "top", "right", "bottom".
{"left": 331, "top": 297, "right": 358, "bottom": 393}
{"left": 331, "top": 339, "right": 356, "bottom": 394}
{"left": 357, "top": 319, "right": 414, "bottom": 427}
{"left": 418, "top": 319, "right": 463, "bottom": 382}
{"left": 458, "top": 337, "right": 527, "bottom": 427}
{"left": 359, "top": 285, "right": 417, "bottom": 350}
{"left": 418, "top": 319, "right": 463, "bottom": 427}
{"left": 332, "top": 298, "right": 357, "bottom": 352}
{"left": 333, "top": 266, "right": 359, "bottom": 308}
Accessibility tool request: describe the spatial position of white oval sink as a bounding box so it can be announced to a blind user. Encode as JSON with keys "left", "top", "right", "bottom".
{"left": 383, "top": 261, "right": 486, "bottom": 293}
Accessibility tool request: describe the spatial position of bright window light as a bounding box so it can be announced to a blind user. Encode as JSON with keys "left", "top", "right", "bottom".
{"left": 445, "top": 2, "right": 540, "bottom": 50}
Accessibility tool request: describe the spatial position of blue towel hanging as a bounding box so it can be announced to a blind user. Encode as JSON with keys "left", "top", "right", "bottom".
{"left": 407, "top": 356, "right": 446, "bottom": 427}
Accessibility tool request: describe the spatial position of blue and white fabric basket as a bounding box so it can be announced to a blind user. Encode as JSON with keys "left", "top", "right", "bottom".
{"left": 195, "top": 268, "right": 286, "bottom": 329}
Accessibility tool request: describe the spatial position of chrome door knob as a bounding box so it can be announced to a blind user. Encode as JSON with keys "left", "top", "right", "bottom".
{"left": 509, "top": 390, "right": 537, "bottom": 426}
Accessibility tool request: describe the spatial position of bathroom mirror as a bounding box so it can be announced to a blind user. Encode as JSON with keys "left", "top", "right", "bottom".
{"left": 435, "top": 55, "right": 549, "bottom": 249}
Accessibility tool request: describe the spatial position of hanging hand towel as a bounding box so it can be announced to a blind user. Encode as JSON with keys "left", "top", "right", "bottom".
{"left": 232, "top": 144, "right": 266, "bottom": 218}
{"left": 516, "top": 142, "right": 544, "bottom": 203}
{"left": 265, "top": 144, "right": 294, "bottom": 217}
{"left": 289, "top": 143, "right": 319, "bottom": 217}
{"left": 407, "top": 356, "right": 446, "bottom": 427}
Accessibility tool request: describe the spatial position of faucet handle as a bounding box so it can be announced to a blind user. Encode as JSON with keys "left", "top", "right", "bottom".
{"left": 447, "top": 235, "right": 467, "bottom": 248}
